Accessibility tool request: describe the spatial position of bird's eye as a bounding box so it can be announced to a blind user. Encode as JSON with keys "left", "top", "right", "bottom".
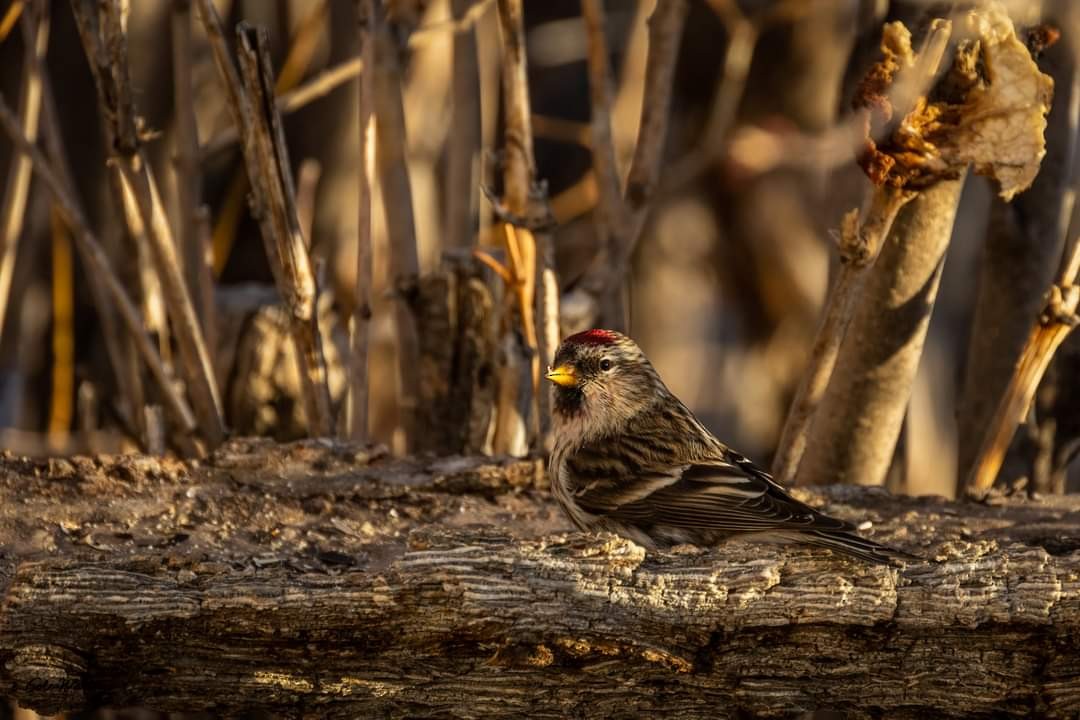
{"left": 599, "top": 358, "right": 613, "bottom": 372}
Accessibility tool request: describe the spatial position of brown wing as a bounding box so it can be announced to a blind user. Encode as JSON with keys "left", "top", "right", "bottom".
{"left": 569, "top": 451, "right": 854, "bottom": 535}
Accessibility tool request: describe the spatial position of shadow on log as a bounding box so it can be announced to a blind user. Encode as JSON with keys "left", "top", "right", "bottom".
{"left": 2, "top": 439, "right": 1080, "bottom": 717}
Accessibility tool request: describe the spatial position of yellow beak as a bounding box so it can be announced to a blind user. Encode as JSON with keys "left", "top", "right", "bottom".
{"left": 545, "top": 364, "right": 577, "bottom": 388}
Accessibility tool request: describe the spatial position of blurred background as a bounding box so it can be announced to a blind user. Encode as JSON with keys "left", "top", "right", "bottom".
{"left": 0, "top": 0, "right": 1077, "bottom": 508}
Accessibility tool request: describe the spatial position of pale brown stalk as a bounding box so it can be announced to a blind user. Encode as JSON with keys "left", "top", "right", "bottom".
{"left": 113, "top": 158, "right": 226, "bottom": 446}
{"left": 36, "top": 45, "right": 141, "bottom": 444}
{"left": 772, "top": 186, "right": 915, "bottom": 484}
{"left": 237, "top": 24, "right": 335, "bottom": 437}
{"left": 445, "top": 0, "right": 482, "bottom": 251}
{"left": 774, "top": 19, "right": 953, "bottom": 485}
{"left": 68, "top": 0, "right": 157, "bottom": 435}
{"left": 373, "top": 23, "right": 422, "bottom": 450}
{"left": 194, "top": 0, "right": 334, "bottom": 437}
{"left": 495, "top": 0, "right": 536, "bottom": 221}
{"left": 347, "top": 0, "right": 377, "bottom": 443}
{"left": 199, "top": 2, "right": 495, "bottom": 160}
{"left": 0, "top": 97, "right": 198, "bottom": 436}
{"left": 621, "top": 0, "right": 688, "bottom": 252}
{"left": 0, "top": 3, "right": 47, "bottom": 339}
{"left": 205, "top": 1, "right": 328, "bottom": 277}
{"left": 967, "top": 234, "right": 1080, "bottom": 495}
{"left": 570, "top": 0, "right": 689, "bottom": 330}
{"left": 492, "top": 0, "right": 541, "bottom": 456}
{"left": 583, "top": 0, "right": 626, "bottom": 321}
{"left": 171, "top": 0, "right": 216, "bottom": 349}
{"left": 798, "top": 176, "right": 966, "bottom": 487}
{"left": 74, "top": 0, "right": 226, "bottom": 448}
{"left": 956, "top": 14, "right": 1079, "bottom": 491}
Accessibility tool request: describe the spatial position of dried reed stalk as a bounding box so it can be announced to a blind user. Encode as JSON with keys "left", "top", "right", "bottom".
{"left": 0, "top": 2, "right": 47, "bottom": 339}
{"left": 73, "top": 0, "right": 226, "bottom": 448}
{"left": 346, "top": 0, "right": 377, "bottom": 443}
{"left": 579, "top": 0, "right": 631, "bottom": 329}
{"left": 0, "top": 98, "right": 199, "bottom": 437}
{"left": 967, "top": 234, "right": 1080, "bottom": 495}
{"left": 445, "top": 0, "right": 482, "bottom": 251}
{"left": 171, "top": 0, "right": 216, "bottom": 351}
{"left": 571, "top": 0, "right": 689, "bottom": 330}
{"left": 36, "top": 50, "right": 141, "bottom": 445}
{"left": 195, "top": 0, "right": 334, "bottom": 437}
{"left": 373, "top": 22, "right": 422, "bottom": 450}
{"left": 491, "top": 0, "right": 541, "bottom": 456}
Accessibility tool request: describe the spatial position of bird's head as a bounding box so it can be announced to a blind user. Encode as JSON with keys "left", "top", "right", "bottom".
{"left": 546, "top": 329, "right": 663, "bottom": 435}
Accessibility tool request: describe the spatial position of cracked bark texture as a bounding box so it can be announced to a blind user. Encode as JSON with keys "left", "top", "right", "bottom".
{"left": 2, "top": 440, "right": 1080, "bottom": 718}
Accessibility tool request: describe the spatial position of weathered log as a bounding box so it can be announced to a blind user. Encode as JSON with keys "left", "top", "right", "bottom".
{"left": 2, "top": 440, "right": 1080, "bottom": 718}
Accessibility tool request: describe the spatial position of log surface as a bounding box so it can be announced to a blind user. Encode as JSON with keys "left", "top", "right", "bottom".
{"left": 1, "top": 439, "right": 1080, "bottom": 718}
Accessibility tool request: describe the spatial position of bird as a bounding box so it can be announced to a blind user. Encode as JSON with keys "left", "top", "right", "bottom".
{"left": 544, "top": 328, "right": 914, "bottom": 565}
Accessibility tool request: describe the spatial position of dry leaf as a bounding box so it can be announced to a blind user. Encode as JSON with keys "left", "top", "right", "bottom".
{"left": 938, "top": 3, "right": 1054, "bottom": 199}
{"left": 858, "top": 1, "right": 1052, "bottom": 199}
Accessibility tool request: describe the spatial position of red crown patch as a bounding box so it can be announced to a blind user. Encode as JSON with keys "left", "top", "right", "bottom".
{"left": 565, "top": 329, "right": 620, "bottom": 346}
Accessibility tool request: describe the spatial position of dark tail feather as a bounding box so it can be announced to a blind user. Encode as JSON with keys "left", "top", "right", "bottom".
{"left": 802, "top": 529, "right": 920, "bottom": 566}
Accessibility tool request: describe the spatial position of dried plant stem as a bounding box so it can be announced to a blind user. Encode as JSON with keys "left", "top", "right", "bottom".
{"left": 956, "top": 30, "right": 1079, "bottom": 491}
{"left": 37, "top": 59, "right": 139, "bottom": 443}
{"left": 195, "top": 0, "right": 334, "bottom": 437}
{"left": 0, "top": 97, "right": 198, "bottom": 436}
{"left": 207, "top": 2, "right": 329, "bottom": 280}
{"left": 0, "top": 1, "right": 23, "bottom": 41}
{"left": 0, "top": 4, "right": 47, "bottom": 339}
{"left": 798, "top": 177, "right": 965, "bottom": 488}
{"left": 495, "top": 0, "right": 536, "bottom": 220}
{"left": 69, "top": 0, "right": 157, "bottom": 442}
{"left": 74, "top": 0, "right": 226, "bottom": 448}
{"left": 579, "top": 0, "right": 631, "bottom": 329}
{"left": 199, "top": 3, "right": 496, "bottom": 160}
{"left": 503, "top": 225, "right": 538, "bottom": 352}
{"left": 47, "top": 207, "right": 74, "bottom": 448}
{"left": 492, "top": 0, "right": 541, "bottom": 456}
{"left": 571, "top": 0, "right": 688, "bottom": 330}
{"left": 373, "top": 25, "right": 422, "bottom": 450}
{"left": 622, "top": 0, "right": 688, "bottom": 251}
{"left": 581, "top": 0, "right": 625, "bottom": 245}
{"left": 113, "top": 158, "right": 227, "bottom": 446}
{"left": 171, "top": 0, "right": 216, "bottom": 350}
{"left": 659, "top": 0, "right": 756, "bottom": 195}
{"left": 531, "top": 114, "right": 591, "bottom": 146}
{"left": 239, "top": 25, "right": 335, "bottom": 437}
{"left": 774, "top": 19, "right": 954, "bottom": 485}
{"left": 69, "top": 0, "right": 157, "bottom": 446}
{"left": 773, "top": 186, "right": 915, "bottom": 484}
{"left": 967, "top": 235, "right": 1080, "bottom": 495}
{"left": 445, "top": 0, "right": 482, "bottom": 250}
{"left": 534, "top": 229, "right": 559, "bottom": 450}
{"left": 346, "top": 0, "right": 376, "bottom": 443}
{"left": 202, "top": 58, "right": 363, "bottom": 159}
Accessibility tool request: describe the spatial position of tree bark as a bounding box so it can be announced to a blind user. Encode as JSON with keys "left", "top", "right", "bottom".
{"left": 798, "top": 176, "right": 964, "bottom": 486}
{"left": 3, "top": 441, "right": 1080, "bottom": 717}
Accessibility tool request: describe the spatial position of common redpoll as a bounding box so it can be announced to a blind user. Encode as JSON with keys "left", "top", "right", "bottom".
{"left": 545, "top": 329, "right": 912, "bottom": 565}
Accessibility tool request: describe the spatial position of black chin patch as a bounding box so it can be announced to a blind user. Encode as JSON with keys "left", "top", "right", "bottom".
{"left": 553, "top": 384, "right": 585, "bottom": 416}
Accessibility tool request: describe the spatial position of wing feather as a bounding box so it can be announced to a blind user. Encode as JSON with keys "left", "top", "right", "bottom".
{"left": 570, "top": 453, "right": 854, "bottom": 535}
